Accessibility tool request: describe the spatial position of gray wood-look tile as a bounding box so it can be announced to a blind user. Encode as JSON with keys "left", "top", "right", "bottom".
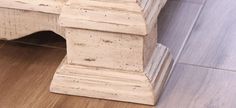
{"left": 158, "top": 1, "right": 202, "bottom": 59}
{"left": 157, "top": 63, "right": 236, "bottom": 108}
{"left": 179, "top": 0, "right": 236, "bottom": 71}
{"left": 170, "top": 0, "right": 206, "bottom": 4}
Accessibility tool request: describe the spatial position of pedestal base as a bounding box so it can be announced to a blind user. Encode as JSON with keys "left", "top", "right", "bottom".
{"left": 50, "top": 44, "right": 173, "bottom": 105}
{"left": 0, "top": 0, "right": 171, "bottom": 105}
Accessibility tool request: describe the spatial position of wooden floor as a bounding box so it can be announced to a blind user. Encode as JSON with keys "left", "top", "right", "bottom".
{"left": 0, "top": 0, "right": 236, "bottom": 107}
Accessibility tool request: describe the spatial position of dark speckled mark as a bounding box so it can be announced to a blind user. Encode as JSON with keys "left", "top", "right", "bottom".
{"left": 85, "top": 19, "right": 129, "bottom": 26}
{"left": 74, "top": 43, "right": 86, "bottom": 46}
{"left": 84, "top": 58, "right": 96, "bottom": 62}
{"left": 102, "top": 40, "right": 113, "bottom": 43}
{"left": 39, "top": 4, "right": 49, "bottom": 6}
{"left": 112, "top": 93, "right": 118, "bottom": 96}
{"left": 134, "top": 85, "right": 141, "bottom": 87}
{"left": 16, "top": 1, "right": 27, "bottom": 4}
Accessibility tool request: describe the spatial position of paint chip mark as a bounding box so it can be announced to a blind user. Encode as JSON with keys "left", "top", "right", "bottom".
{"left": 102, "top": 40, "right": 113, "bottom": 43}
{"left": 16, "top": 1, "right": 27, "bottom": 4}
{"left": 84, "top": 58, "right": 96, "bottom": 62}
{"left": 74, "top": 43, "right": 86, "bottom": 46}
{"left": 39, "top": 4, "right": 49, "bottom": 6}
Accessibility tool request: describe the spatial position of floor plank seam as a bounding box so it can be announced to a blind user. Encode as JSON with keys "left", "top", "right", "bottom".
{"left": 202, "top": 0, "right": 208, "bottom": 6}
{"left": 179, "top": 62, "right": 236, "bottom": 73}
{"left": 174, "top": 4, "right": 205, "bottom": 65}
{"left": 164, "top": 3, "right": 205, "bottom": 77}
{"left": 175, "top": 0, "right": 208, "bottom": 63}
{"left": 12, "top": 41, "right": 66, "bottom": 50}
{"left": 155, "top": 4, "right": 206, "bottom": 105}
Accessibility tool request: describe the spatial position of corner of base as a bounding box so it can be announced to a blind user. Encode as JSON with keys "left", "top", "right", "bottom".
{"left": 50, "top": 43, "right": 173, "bottom": 105}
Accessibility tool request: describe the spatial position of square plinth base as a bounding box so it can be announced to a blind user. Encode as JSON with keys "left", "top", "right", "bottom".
{"left": 50, "top": 44, "right": 173, "bottom": 105}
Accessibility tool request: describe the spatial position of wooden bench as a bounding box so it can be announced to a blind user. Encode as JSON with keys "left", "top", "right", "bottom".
{"left": 0, "top": 0, "right": 173, "bottom": 105}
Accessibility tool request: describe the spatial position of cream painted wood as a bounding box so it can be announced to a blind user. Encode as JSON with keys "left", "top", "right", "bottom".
{"left": 0, "top": 0, "right": 173, "bottom": 105}
{"left": 58, "top": 1, "right": 146, "bottom": 35}
{"left": 0, "top": 0, "right": 67, "bottom": 14}
{"left": 0, "top": 8, "right": 64, "bottom": 40}
{"left": 66, "top": 28, "right": 144, "bottom": 72}
{"left": 51, "top": 44, "right": 173, "bottom": 105}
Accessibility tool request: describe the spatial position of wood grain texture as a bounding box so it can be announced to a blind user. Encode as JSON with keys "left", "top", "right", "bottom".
{"left": 59, "top": 0, "right": 167, "bottom": 35}
{"left": 65, "top": 24, "right": 158, "bottom": 73}
{"left": 157, "top": 63, "right": 236, "bottom": 108}
{"left": 66, "top": 28, "right": 144, "bottom": 72}
{"left": 179, "top": 0, "right": 236, "bottom": 71}
{"left": 144, "top": 24, "right": 157, "bottom": 68}
{"left": 51, "top": 44, "right": 173, "bottom": 105}
{"left": 59, "top": 0, "right": 147, "bottom": 35}
{"left": 0, "top": 42, "right": 66, "bottom": 108}
{"left": 0, "top": 41, "right": 153, "bottom": 108}
{"left": 0, "top": 0, "right": 172, "bottom": 105}
{"left": 0, "top": 8, "right": 64, "bottom": 40}
{"left": 139, "top": 0, "right": 167, "bottom": 33}
{"left": 0, "top": 0, "right": 67, "bottom": 14}
{"left": 158, "top": 1, "right": 202, "bottom": 59}
{"left": 145, "top": 44, "right": 173, "bottom": 103}
{"left": 0, "top": 0, "right": 168, "bottom": 37}
{"left": 51, "top": 57, "right": 155, "bottom": 105}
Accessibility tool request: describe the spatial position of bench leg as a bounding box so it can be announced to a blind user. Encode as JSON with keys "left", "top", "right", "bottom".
{"left": 0, "top": 5, "right": 173, "bottom": 106}
{"left": 50, "top": 26, "right": 173, "bottom": 105}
